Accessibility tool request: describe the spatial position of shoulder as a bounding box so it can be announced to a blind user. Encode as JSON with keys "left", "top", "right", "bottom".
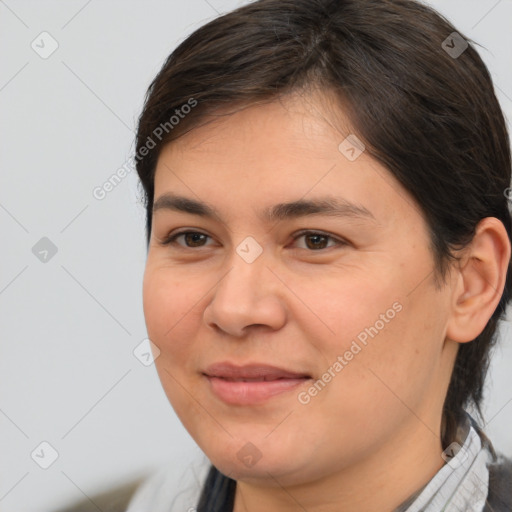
{"left": 484, "top": 453, "right": 512, "bottom": 512}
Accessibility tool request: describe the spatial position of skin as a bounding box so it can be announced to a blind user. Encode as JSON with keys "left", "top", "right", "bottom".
{"left": 142, "top": 91, "right": 510, "bottom": 512}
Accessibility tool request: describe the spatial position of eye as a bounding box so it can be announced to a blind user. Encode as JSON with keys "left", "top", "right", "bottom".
{"left": 160, "top": 230, "right": 214, "bottom": 248}
{"left": 290, "top": 230, "right": 347, "bottom": 251}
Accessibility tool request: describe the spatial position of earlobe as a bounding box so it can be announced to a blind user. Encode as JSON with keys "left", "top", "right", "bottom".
{"left": 446, "top": 217, "right": 511, "bottom": 344}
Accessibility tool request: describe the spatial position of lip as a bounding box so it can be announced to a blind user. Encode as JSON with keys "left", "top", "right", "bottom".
{"left": 203, "top": 362, "right": 312, "bottom": 405}
{"left": 204, "top": 362, "right": 311, "bottom": 380}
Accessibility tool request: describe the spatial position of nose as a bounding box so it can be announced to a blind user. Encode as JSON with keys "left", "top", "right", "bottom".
{"left": 203, "top": 249, "right": 287, "bottom": 337}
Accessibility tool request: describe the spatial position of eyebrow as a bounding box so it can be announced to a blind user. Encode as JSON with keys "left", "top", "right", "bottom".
{"left": 152, "top": 193, "right": 376, "bottom": 223}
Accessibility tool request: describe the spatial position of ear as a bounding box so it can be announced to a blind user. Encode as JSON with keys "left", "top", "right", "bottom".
{"left": 446, "top": 217, "right": 511, "bottom": 343}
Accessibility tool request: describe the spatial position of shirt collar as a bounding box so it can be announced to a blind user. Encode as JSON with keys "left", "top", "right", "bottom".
{"left": 393, "top": 412, "right": 494, "bottom": 512}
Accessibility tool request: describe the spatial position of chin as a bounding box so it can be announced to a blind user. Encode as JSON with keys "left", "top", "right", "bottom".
{"left": 201, "top": 437, "right": 307, "bottom": 484}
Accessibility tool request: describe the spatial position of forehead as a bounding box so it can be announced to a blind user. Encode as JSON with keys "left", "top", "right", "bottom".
{"left": 152, "top": 95, "right": 422, "bottom": 232}
{"left": 163, "top": 91, "right": 353, "bottom": 156}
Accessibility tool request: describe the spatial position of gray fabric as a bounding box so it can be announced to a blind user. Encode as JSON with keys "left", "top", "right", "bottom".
{"left": 484, "top": 455, "right": 512, "bottom": 512}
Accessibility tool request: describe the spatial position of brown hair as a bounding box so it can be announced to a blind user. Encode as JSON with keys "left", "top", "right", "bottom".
{"left": 135, "top": 0, "right": 512, "bottom": 448}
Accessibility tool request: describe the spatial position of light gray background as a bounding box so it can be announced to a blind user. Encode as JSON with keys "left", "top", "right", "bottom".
{"left": 1, "top": 1, "right": 511, "bottom": 511}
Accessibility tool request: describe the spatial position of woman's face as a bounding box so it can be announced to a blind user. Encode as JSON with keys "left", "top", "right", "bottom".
{"left": 142, "top": 93, "right": 457, "bottom": 487}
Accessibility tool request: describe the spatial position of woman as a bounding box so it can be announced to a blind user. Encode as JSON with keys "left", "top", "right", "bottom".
{"left": 127, "top": 0, "right": 512, "bottom": 510}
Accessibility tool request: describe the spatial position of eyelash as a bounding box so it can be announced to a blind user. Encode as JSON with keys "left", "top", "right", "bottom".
{"left": 160, "top": 229, "right": 347, "bottom": 251}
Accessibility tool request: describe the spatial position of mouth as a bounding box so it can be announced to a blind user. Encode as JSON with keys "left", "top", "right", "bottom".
{"left": 213, "top": 376, "right": 304, "bottom": 382}
{"left": 203, "top": 362, "right": 312, "bottom": 405}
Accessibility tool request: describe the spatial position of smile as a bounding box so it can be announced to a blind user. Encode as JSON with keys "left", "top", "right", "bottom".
{"left": 205, "top": 376, "right": 311, "bottom": 405}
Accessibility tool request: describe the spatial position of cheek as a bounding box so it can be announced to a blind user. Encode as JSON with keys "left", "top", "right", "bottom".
{"left": 143, "top": 269, "right": 204, "bottom": 384}
{"left": 142, "top": 268, "right": 205, "bottom": 421}
{"left": 142, "top": 267, "right": 200, "bottom": 356}
{"left": 324, "top": 287, "right": 446, "bottom": 425}
{"left": 286, "top": 265, "right": 401, "bottom": 350}
{"left": 298, "top": 264, "right": 444, "bottom": 410}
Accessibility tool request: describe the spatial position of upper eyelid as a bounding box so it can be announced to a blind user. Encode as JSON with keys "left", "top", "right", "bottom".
{"left": 162, "top": 229, "right": 216, "bottom": 245}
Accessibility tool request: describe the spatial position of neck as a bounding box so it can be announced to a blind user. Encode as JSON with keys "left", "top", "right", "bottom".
{"left": 233, "top": 416, "right": 445, "bottom": 512}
